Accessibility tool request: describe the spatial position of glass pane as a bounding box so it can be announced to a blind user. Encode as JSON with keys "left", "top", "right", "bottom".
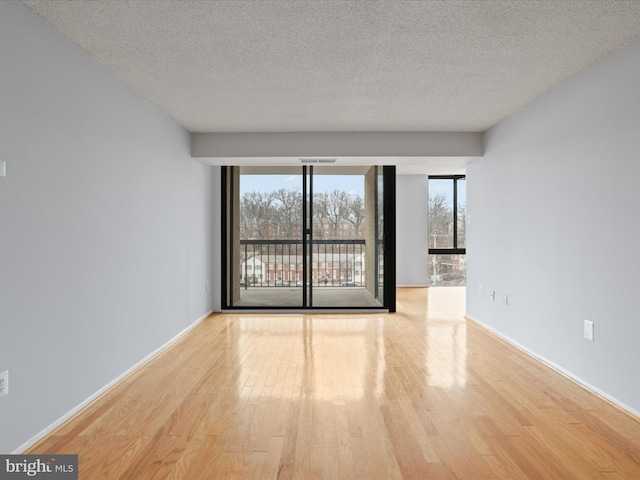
{"left": 312, "top": 170, "right": 380, "bottom": 307}
{"left": 376, "top": 167, "right": 384, "bottom": 301}
{"left": 240, "top": 174, "right": 302, "bottom": 241}
{"left": 429, "top": 254, "right": 466, "bottom": 286}
{"left": 428, "top": 179, "right": 454, "bottom": 249}
{"left": 227, "top": 166, "right": 388, "bottom": 309}
{"left": 236, "top": 171, "right": 303, "bottom": 307}
{"left": 457, "top": 178, "right": 466, "bottom": 249}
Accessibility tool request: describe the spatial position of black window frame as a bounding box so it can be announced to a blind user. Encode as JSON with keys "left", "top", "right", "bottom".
{"left": 428, "top": 175, "right": 466, "bottom": 256}
{"left": 221, "top": 165, "right": 396, "bottom": 312}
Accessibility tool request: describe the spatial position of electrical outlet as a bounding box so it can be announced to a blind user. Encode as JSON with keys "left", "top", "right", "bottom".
{"left": 584, "top": 320, "right": 594, "bottom": 341}
{"left": 491, "top": 291, "right": 496, "bottom": 301}
{"left": 478, "top": 285, "right": 483, "bottom": 296}
{"left": 504, "top": 294, "right": 509, "bottom": 306}
{"left": 0, "top": 370, "right": 8, "bottom": 398}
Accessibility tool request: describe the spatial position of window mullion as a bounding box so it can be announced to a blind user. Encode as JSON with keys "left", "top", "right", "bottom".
{"left": 453, "top": 178, "right": 458, "bottom": 250}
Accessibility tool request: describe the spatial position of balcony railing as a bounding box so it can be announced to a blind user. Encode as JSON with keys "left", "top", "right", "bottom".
{"left": 239, "top": 239, "right": 369, "bottom": 288}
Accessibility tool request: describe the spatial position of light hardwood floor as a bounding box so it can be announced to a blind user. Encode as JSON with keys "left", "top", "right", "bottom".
{"left": 28, "top": 287, "right": 640, "bottom": 479}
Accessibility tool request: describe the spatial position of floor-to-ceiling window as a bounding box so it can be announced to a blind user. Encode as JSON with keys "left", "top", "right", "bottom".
{"left": 222, "top": 165, "right": 395, "bottom": 310}
{"left": 428, "top": 175, "right": 466, "bottom": 286}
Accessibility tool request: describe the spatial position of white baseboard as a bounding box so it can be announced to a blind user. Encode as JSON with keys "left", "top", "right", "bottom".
{"left": 12, "top": 310, "right": 213, "bottom": 454}
{"left": 465, "top": 315, "right": 640, "bottom": 421}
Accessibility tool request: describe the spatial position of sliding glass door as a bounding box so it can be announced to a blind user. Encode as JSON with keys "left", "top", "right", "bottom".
{"left": 222, "top": 165, "right": 395, "bottom": 310}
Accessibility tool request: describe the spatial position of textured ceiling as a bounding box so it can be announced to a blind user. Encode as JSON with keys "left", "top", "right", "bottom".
{"left": 22, "top": 0, "right": 640, "bottom": 133}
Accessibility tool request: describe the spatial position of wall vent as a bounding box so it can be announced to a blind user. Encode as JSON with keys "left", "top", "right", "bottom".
{"left": 300, "top": 158, "right": 337, "bottom": 164}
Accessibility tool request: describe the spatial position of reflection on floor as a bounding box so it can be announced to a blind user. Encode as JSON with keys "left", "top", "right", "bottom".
{"left": 235, "top": 286, "right": 382, "bottom": 308}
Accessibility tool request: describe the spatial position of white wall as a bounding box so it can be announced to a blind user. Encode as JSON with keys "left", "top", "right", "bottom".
{"left": 396, "top": 175, "right": 429, "bottom": 286}
{"left": 467, "top": 35, "right": 640, "bottom": 415}
{"left": 0, "top": 1, "right": 216, "bottom": 452}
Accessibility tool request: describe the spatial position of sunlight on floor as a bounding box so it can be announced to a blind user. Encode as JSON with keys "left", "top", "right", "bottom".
{"left": 426, "top": 286, "right": 467, "bottom": 388}
{"left": 426, "top": 285, "right": 466, "bottom": 320}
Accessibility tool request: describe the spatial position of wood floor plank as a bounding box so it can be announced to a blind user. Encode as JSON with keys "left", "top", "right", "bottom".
{"left": 261, "top": 436, "right": 284, "bottom": 480}
{"left": 333, "top": 403, "right": 356, "bottom": 480}
{"left": 182, "top": 435, "right": 224, "bottom": 479}
{"left": 348, "top": 436, "right": 371, "bottom": 480}
{"left": 165, "top": 437, "right": 205, "bottom": 480}
{"left": 379, "top": 404, "right": 435, "bottom": 479}
{"left": 25, "top": 287, "right": 640, "bottom": 479}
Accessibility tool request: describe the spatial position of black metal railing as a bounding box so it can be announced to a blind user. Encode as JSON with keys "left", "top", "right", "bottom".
{"left": 239, "top": 239, "right": 367, "bottom": 288}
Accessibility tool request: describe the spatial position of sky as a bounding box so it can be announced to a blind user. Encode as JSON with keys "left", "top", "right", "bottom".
{"left": 429, "top": 178, "right": 467, "bottom": 206}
